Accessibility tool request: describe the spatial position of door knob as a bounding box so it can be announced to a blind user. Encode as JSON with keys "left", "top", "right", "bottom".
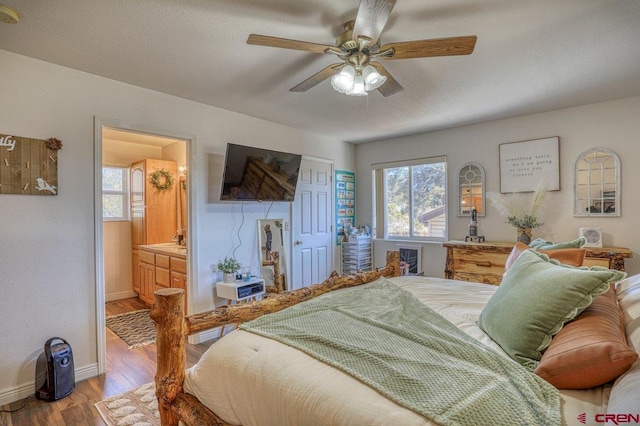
{"left": 294, "top": 240, "right": 303, "bottom": 245}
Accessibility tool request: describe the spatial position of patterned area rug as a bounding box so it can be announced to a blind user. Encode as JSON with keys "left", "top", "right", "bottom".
{"left": 106, "top": 309, "right": 156, "bottom": 349}
{"left": 95, "top": 382, "right": 159, "bottom": 426}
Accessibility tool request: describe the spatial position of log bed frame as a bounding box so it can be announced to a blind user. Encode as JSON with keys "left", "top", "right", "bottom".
{"left": 151, "top": 251, "right": 401, "bottom": 426}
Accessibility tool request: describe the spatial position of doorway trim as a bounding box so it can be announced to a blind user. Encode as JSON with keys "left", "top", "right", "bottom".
{"left": 93, "top": 117, "right": 198, "bottom": 374}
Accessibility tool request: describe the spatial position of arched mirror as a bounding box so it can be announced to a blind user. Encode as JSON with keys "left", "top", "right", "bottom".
{"left": 458, "top": 162, "right": 485, "bottom": 216}
{"left": 574, "top": 148, "right": 620, "bottom": 217}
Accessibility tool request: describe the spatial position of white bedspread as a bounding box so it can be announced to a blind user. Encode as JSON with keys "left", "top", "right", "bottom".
{"left": 184, "top": 276, "right": 610, "bottom": 426}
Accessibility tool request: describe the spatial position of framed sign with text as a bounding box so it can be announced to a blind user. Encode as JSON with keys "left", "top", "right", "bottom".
{"left": 0, "top": 134, "right": 61, "bottom": 196}
{"left": 499, "top": 136, "right": 559, "bottom": 193}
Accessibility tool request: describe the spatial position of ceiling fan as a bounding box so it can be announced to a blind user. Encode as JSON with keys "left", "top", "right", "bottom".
{"left": 247, "top": 0, "right": 477, "bottom": 97}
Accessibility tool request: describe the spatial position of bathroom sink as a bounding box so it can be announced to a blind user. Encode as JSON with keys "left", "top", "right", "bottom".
{"left": 142, "top": 243, "right": 187, "bottom": 256}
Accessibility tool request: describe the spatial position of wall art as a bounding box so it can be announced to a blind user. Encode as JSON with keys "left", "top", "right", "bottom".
{"left": 0, "top": 133, "right": 61, "bottom": 196}
{"left": 499, "top": 136, "right": 559, "bottom": 193}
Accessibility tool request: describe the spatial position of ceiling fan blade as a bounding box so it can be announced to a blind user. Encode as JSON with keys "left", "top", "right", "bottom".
{"left": 352, "top": 0, "right": 397, "bottom": 46}
{"left": 370, "top": 62, "right": 403, "bottom": 97}
{"left": 380, "top": 35, "right": 477, "bottom": 60}
{"left": 247, "top": 34, "right": 335, "bottom": 54}
{"left": 290, "top": 63, "right": 345, "bottom": 92}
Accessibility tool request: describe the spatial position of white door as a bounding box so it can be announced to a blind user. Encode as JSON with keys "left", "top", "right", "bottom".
{"left": 292, "top": 158, "right": 334, "bottom": 289}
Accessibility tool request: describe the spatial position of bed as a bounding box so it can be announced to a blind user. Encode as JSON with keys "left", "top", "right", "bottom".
{"left": 151, "top": 250, "right": 640, "bottom": 426}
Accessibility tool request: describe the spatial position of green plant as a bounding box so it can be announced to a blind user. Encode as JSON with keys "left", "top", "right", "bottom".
{"left": 217, "top": 257, "right": 241, "bottom": 273}
{"left": 487, "top": 181, "right": 548, "bottom": 229}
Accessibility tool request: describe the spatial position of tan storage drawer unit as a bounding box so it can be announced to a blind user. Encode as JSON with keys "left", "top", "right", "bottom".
{"left": 443, "top": 241, "right": 631, "bottom": 285}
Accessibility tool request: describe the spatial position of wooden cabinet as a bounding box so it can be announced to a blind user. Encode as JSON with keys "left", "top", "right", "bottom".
{"left": 443, "top": 241, "right": 631, "bottom": 285}
{"left": 130, "top": 159, "right": 178, "bottom": 291}
{"left": 138, "top": 246, "right": 188, "bottom": 312}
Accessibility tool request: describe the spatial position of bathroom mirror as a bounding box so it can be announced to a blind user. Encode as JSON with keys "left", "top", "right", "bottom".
{"left": 457, "top": 162, "right": 485, "bottom": 216}
{"left": 574, "top": 148, "right": 620, "bottom": 217}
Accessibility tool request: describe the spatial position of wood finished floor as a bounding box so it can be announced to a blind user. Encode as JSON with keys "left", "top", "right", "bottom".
{"left": 0, "top": 297, "right": 214, "bottom": 426}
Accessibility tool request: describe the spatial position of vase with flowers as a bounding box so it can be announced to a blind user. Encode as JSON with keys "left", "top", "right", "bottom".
{"left": 218, "top": 257, "right": 241, "bottom": 283}
{"left": 486, "top": 181, "right": 548, "bottom": 245}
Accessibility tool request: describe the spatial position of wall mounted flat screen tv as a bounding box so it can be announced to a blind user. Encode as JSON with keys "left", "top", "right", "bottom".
{"left": 220, "top": 143, "right": 302, "bottom": 202}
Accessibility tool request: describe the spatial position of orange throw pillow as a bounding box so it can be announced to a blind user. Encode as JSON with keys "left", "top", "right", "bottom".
{"left": 504, "top": 242, "right": 586, "bottom": 271}
{"left": 534, "top": 288, "right": 638, "bottom": 389}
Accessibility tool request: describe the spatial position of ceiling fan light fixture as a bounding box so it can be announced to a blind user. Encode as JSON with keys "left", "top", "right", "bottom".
{"left": 362, "top": 65, "right": 386, "bottom": 91}
{"left": 331, "top": 65, "right": 356, "bottom": 93}
{"left": 0, "top": 4, "right": 19, "bottom": 24}
{"left": 346, "top": 74, "right": 368, "bottom": 96}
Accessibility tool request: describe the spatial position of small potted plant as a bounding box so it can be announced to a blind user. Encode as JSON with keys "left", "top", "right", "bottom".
{"left": 218, "top": 257, "right": 241, "bottom": 283}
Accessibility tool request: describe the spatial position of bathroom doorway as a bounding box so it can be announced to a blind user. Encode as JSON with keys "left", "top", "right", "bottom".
{"left": 94, "top": 117, "right": 196, "bottom": 374}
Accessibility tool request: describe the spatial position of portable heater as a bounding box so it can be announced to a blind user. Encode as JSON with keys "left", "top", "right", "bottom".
{"left": 35, "top": 337, "right": 75, "bottom": 401}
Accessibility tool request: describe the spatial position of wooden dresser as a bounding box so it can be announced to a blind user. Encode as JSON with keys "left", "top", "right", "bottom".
{"left": 442, "top": 241, "right": 632, "bottom": 285}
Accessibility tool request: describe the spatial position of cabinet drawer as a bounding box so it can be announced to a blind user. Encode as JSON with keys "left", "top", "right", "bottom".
{"left": 171, "top": 257, "right": 187, "bottom": 274}
{"left": 155, "top": 267, "right": 170, "bottom": 287}
{"left": 451, "top": 249, "right": 506, "bottom": 275}
{"left": 171, "top": 271, "right": 186, "bottom": 289}
{"left": 139, "top": 250, "right": 155, "bottom": 264}
{"left": 155, "top": 254, "right": 170, "bottom": 269}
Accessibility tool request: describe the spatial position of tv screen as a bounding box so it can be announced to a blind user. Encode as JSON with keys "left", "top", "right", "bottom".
{"left": 220, "top": 143, "right": 302, "bottom": 202}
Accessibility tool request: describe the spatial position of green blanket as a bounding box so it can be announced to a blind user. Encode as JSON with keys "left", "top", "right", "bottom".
{"left": 240, "top": 278, "right": 560, "bottom": 426}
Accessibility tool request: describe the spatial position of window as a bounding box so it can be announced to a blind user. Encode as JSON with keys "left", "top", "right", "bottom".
{"left": 102, "top": 166, "right": 130, "bottom": 221}
{"left": 373, "top": 156, "right": 447, "bottom": 240}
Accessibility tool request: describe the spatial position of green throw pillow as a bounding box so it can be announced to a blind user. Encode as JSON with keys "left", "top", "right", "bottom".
{"left": 529, "top": 237, "right": 586, "bottom": 250}
{"left": 478, "top": 249, "right": 626, "bottom": 370}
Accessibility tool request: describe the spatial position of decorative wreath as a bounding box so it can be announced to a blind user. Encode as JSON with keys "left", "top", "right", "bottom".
{"left": 150, "top": 169, "right": 175, "bottom": 191}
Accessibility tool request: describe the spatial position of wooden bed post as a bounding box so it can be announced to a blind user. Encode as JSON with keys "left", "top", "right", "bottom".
{"left": 385, "top": 250, "right": 401, "bottom": 276}
{"left": 151, "top": 288, "right": 186, "bottom": 426}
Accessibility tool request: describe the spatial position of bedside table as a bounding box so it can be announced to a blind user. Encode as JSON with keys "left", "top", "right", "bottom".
{"left": 216, "top": 278, "right": 266, "bottom": 303}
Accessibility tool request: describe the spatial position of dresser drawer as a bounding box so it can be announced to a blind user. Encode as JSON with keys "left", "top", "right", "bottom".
{"left": 451, "top": 249, "right": 506, "bottom": 276}
{"left": 453, "top": 271, "right": 502, "bottom": 286}
{"left": 583, "top": 257, "right": 610, "bottom": 269}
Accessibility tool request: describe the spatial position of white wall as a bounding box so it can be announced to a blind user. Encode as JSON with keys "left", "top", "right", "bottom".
{"left": 356, "top": 96, "right": 640, "bottom": 278}
{"left": 0, "top": 49, "right": 354, "bottom": 404}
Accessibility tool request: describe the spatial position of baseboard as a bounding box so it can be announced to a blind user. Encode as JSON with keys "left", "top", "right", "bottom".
{"left": 188, "top": 326, "right": 231, "bottom": 344}
{"left": 105, "top": 290, "right": 138, "bottom": 302}
{"left": 0, "top": 363, "right": 98, "bottom": 406}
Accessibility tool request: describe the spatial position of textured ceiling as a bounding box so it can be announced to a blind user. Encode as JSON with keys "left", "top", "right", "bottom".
{"left": 1, "top": 0, "right": 639, "bottom": 143}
